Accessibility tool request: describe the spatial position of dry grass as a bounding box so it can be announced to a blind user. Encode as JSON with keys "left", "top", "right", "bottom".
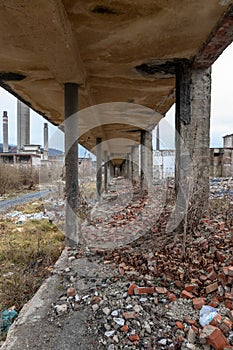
{"left": 0, "top": 203, "right": 65, "bottom": 339}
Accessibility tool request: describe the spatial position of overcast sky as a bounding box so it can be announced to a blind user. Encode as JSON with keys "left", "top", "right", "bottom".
{"left": 0, "top": 42, "right": 232, "bottom": 151}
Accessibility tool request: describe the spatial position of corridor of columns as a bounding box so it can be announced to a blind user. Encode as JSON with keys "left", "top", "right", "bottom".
{"left": 0, "top": 1, "right": 233, "bottom": 349}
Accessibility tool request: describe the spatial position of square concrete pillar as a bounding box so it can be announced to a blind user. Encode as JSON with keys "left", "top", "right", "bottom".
{"left": 173, "top": 63, "right": 211, "bottom": 232}
{"left": 64, "top": 83, "right": 79, "bottom": 245}
{"left": 104, "top": 150, "right": 108, "bottom": 192}
{"left": 96, "top": 137, "right": 102, "bottom": 201}
{"left": 141, "top": 130, "right": 153, "bottom": 191}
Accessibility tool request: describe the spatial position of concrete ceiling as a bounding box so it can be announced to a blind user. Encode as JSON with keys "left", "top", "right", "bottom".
{"left": 0, "top": 0, "right": 232, "bottom": 159}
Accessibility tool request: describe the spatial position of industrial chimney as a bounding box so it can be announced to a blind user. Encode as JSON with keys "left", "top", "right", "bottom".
{"left": 17, "top": 100, "right": 30, "bottom": 152}
{"left": 2, "top": 111, "right": 9, "bottom": 153}
{"left": 43, "top": 123, "right": 48, "bottom": 160}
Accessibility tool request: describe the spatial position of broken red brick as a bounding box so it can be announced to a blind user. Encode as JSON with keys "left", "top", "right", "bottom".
{"left": 216, "top": 251, "right": 225, "bottom": 263}
{"left": 193, "top": 297, "right": 206, "bottom": 310}
{"left": 209, "top": 297, "right": 220, "bottom": 308}
{"left": 199, "top": 274, "right": 208, "bottom": 282}
{"left": 208, "top": 270, "right": 217, "bottom": 281}
{"left": 176, "top": 321, "right": 184, "bottom": 329}
{"left": 181, "top": 290, "right": 194, "bottom": 299}
{"left": 166, "top": 291, "right": 177, "bottom": 302}
{"left": 210, "top": 314, "right": 222, "bottom": 327}
{"left": 206, "top": 282, "right": 218, "bottom": 294}
{"left": 228, "top": 267, "right": 233, "bottom": 277}
{"left": 185, "top": 317, "right": 197, "bottom": 325}
{"left": 119, "top": 266, "right": 125, "bottom": 275}
{"left": 134, "top": 286, "right": 154, "bottom": 295}
{"left": 121, "top": 324, "right": 129, "bottom": 332}
{"left": 66, "top": 287, "right": 76, "bottom": 297}
{"left": 218, "top": 273, "right": 227, "bottom": 287}
{"left": 219, "top": 318, "right": 233, "bottom": 335}
{"left": 123, "top": 311, "right": 137, "bottom": 319}
{"left": 222, "top": 267, "right": 229, "bottom": 276}
{"left": 191, "top": 325, "right": 199, "bottom": 334}
{"left": 227, "top": 310, "right": 233, "bottom": 321}
{"left": 225, "top": 293, "right": 233, "bottom": 301}
{"left": 177, "top": 335, "right": 184, "bottom": 342}
{"left": 184, "top": 283, "right": 197, "bottom": 292}
{"left": 127, "top": 283, "right": 137, "bottom": 295}
{"left": 155, "top": 286, "right": 167, "bottom": 294}
{"left": 225, "top": 299, "right": 233, "bottom": 310}
{"left": 206, "top": 326, "right": 230, "bottom": 350}
{"left": 129, "top": 334, "right": 140, "bottom": 342}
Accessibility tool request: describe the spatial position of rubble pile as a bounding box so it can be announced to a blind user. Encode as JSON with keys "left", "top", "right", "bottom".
{"left": 47, "top": 177, "right": 233, "bottom": 350}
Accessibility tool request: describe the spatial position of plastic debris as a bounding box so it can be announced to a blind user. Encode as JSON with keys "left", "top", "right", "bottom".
{"left": 199, "top": 305, "right": 219, "bottom": 327}
{"left": 1, "top": 309, "right": 18, "bottom": 332}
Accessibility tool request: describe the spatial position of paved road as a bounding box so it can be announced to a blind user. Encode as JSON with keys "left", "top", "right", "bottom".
{"left": 0, "top": 189, "right": 50, "bottom": 214}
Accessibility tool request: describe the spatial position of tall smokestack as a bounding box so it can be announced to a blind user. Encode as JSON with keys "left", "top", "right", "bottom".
{"left": 17, "top": 100, "right": 30, "bottom": 152}
{"left": 43, "top": 123, "right": 48, "bottom": 160}
{"left": 2, "top": 111, "right": 8, "bottom": 153}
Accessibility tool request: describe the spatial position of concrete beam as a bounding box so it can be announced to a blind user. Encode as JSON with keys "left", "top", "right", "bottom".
{"left": 194, "top": 4, "right": 233, "bottom": 68}
{"left": 64, "top": 83, "right": 78, "bottom": 245}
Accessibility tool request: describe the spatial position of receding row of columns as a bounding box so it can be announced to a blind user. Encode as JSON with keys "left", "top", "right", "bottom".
{"left": 64, "top": 64, "right": 211, "bottom": 244}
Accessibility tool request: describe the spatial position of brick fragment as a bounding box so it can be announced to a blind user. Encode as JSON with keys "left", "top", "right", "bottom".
{"left": 216, "top": 251, "right": 225, "bottom": 263}
{"left": 127, "top": 283, "right": 137, "bottom": 295}
{"left": 185, "top": 317, "right": 197, "bottom": 325}
{"left": 206, "top": 282, "right": 218, "bottom": 294}
{"left": 225, "top": 293, "right": 233, "bottom": 301}
{"left": 134, "top": 286, "right": 154, "bottom": 295}
{"left": 209, "top": 297, "right": 220, "bottom": 308}
{"left": 199, "top": 274, "right": 208, "bottom": 282}
{"left": 191, "top": 325, "right": 199, "bottom": 334}
{"left": 185, "top": 283, "right": 198, "bottom": 292}
{"left": 208, "top": 270, "right": 217, "bottom": 281}
{"left": 181, "top": 290, "right": 194, "bottom": 299}
{"left": 228, "top": 267, "right": 233, "bottom": 277}
{"left": 227, "top": 310, "right": 233, "bottom": 321}
{"left": 225, "top": 299, "right": 233, "bottom": 310}
{"left": 129, "top": 334, "right": 139, "bottom": 342}
{"left": 123, "top": 311, "right": 137, "bottom": 319}
{"left": 176, "top": 321, "right": 184, "bottom": 329}
{"left": 193, "top": 297, "right": 206, "bottom": 310}
{"left": 206, "top": 326, "right": 230, "bottom": 350}
{"left": 166, "top": 291, "right": 177, "bottom": 302}
{"left": 121, "top": 324, "right": 128, "bottom": 332}
{"left": 219, "top": 318, "right": 233, "bottom": 335}
{"left": 218, "top": 273, "right": 227, "bottom": 287}
{"left": 210, "top": 314, "right": 222, "bottom": 327}
{"left": 155, "top": 286, "right": 167, "bottom": 294}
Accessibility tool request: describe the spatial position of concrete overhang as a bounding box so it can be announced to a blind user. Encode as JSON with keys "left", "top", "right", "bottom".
{"left": 0, "top": 0, "right": 232, "bottom": 158}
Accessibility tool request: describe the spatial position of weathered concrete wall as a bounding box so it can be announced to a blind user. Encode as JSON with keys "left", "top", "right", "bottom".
{"left": 210, "top": 147, "right": 233, "bottom": 178}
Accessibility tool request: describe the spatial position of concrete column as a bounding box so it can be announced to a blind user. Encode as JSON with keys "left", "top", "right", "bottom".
{"left": 110, "top": 160, "right": 114, "bottom": 178}
{"left": 64, "top": 83, "right": 78, "bottom": 245}
{"left": 17, "top": 100, "right": 30, "bottom": 152}
{"left": 104, "top": 150, "right": 108, "bottom": 192}
{"left": 145, "top": 130, "right": 153, "bottom": 187}
{"left": 43, "top": 123, "right": 49, "bottom": 160}
{"left": 96, "top": 137, "right": 102, "bottom": 201}
{"left": 140, "top": 130, "right": 146, "bottom": 190}
{"left": 174, "top": 63, "right": 211, "bottom": 231}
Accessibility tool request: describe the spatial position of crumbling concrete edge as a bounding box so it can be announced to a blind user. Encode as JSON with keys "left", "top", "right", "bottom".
{"left": 1, "top": 248, "right": 69, "bottom": 350}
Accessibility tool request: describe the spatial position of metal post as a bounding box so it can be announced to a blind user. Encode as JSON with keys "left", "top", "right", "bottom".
{"left": 96, "top": 137, "right": 102, "bottom": 201}
{"left": 64, "top": 83, "right": 78, "bottom": 245}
